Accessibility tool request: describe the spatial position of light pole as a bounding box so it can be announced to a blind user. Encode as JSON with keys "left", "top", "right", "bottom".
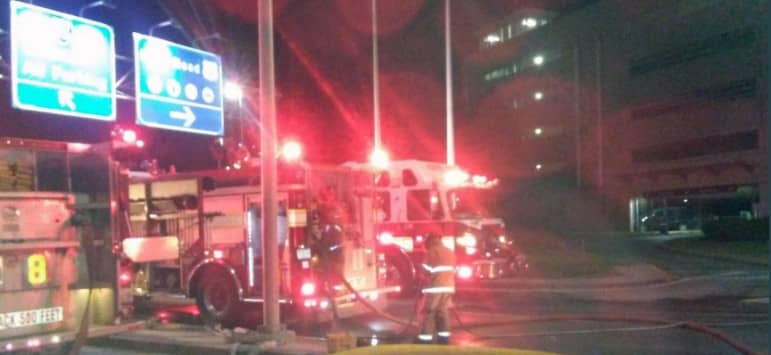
{"left": 445, "top": 0, "right": 455, "bottom": 166}
{"left": 258, "top": 0, "right": 280, "bottom": 334}
{"left": 372, "top": 0, "right": 381, "bottom": 153}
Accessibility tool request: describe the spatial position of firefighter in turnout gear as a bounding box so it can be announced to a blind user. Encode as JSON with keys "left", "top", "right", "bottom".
{"left": 417, "top": 233, "right": 456, "bottom": 344}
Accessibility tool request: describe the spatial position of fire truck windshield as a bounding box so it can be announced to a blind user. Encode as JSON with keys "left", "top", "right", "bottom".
{"left": 447, "top": 188, "right": 493, "bottom": 219}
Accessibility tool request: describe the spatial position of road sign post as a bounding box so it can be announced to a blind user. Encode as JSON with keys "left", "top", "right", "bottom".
{"left": 133, "top": 33, "right": 224, "bottom": 136}
{"left": 10, "top": 1, "right": 116, "bottom": 121}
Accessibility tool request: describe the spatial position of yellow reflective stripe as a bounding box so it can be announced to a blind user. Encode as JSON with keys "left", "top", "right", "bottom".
{"left": 287, "top": 209, "right": 307, "bottom": 227}
{"left": 421, "top": 286, "right": 455, "bottom": 294}
{"left": 418, "top": 334, "right": 433, "bottom": 341}
{"left": 430, "top": 265, "right": 454, "bottom": 273}
{"left": 437, "top": 331, "right": 451, "bottom": 337}
{"left": 422, "top": 264, "right": 432, "bottom": 272}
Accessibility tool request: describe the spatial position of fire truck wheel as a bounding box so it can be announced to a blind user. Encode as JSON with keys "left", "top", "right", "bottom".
{"left": 386, "top": 255, "right": 416, "bottom": 297}
{"left": 195, "top": 270, "right": 239, "bottom": 324}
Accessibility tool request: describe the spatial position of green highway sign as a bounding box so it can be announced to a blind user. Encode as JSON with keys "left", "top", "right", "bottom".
{"left": 10, "top": 1, "right": 116, "bottom": 121}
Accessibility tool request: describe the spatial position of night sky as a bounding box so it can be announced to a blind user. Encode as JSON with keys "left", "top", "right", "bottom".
{"left": 0, "top": 0, "right": 581, "bottom": 171}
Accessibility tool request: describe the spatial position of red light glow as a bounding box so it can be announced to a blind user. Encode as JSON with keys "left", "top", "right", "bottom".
{"left": 136, "top": 140, "right": 145, "bottom": 148}
{"left": 26, "top": 339, "right": 41, "bottom": 348}
{"left": 458, "top": 266, "right": 473, "bottom": 279}
{"left": 443, "top": 168, "right": 469, "bottom": 187}
{"left": 213, "top": 250, "right": 224, "bottom": 259}
{"left": 301, "top": 282, "right": 316, "bottom": 296}
{"left": 281, "top": 141, "right": 303, "bottom": 162}
{"left": 122, "top": 130, "right": 137, "bottom": 144}
{"left": 369, "top": 148, "right": 390, "bottom": 170}
{"left": 119, "top": 271, "right": 132, "bottom": 286}
{"left": 378, "top": 232, "right": 394, "bottom": 245}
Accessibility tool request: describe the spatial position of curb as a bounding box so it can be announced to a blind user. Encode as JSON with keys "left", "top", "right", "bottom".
{"left": 739, "top": 298, "right": 769, "bottom": 313}
{"left": 92, "top": 327, "right": 282, "bottom": 355}
{"left": 655, "top": 243, "right": 768, "bottom": 267}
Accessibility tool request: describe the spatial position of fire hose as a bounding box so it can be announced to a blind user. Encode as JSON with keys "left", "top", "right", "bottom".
{"left": 331, "top": 270, "right": 762, "bottom": 355}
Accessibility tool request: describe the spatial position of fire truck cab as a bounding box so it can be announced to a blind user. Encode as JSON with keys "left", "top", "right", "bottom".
{"left": 119, "top": 162, "right": 398, "bottom": 324}
{"left": 346, "top": 160, "right": 523, "bottom": 292}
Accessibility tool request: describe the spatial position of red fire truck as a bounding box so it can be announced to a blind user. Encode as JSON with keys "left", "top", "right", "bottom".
{"left": 116, "top": 159, "right": 399, "bottom": 324}
{"left": 347, "top": 160, "right": 527, "bottom": 293}
{"left": 0, "top": 137, "right": 140, "bottom": 353}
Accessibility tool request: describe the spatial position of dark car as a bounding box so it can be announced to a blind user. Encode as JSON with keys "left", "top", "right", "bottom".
{"left": 641, "top": 207, "right": 697, "bottom": 233}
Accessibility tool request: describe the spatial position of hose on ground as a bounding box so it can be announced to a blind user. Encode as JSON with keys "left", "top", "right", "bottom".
{"left": 331, "top": 266, "right": 760, "bottom": 355}
{"left": 449, "top": 311, "right": 761, "bottom": 355}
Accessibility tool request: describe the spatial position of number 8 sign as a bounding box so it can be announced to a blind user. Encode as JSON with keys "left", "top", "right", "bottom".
{"left": 26, "top": 254, "right": 47, "bottom": 286}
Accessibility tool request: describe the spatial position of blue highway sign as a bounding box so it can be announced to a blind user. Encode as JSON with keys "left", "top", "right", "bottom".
{"left": 133, "top": 33, "right": 224, "bottom": 136}
{"left": 10, "top": 1, "right": 116, "bottom": 121}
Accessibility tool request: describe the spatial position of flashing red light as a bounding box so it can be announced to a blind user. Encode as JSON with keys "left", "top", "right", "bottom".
{"left": 136, "top": 140, "right": 145, "bottom": 148}
{"left": 415, "top": 235, "right": 424, "bottom": 243}
{"left": 119, "top": 271, "right": 132, "bottom": 286}
{"left": 472, "top": 175, "right": 488, "bottom": 185}
{"left": 444, "top": 168, "right": 469, "bottom": 187}
{"left": 281, "top": 141, "right": 303, "bottom": 162}
{"left": 122, "top": 130, "right": 137, "bottom": 144}
{"left": 303, "top": 299, "right": 317, "bottom": 308}
{"left": 378, "top": 232, "right": 394, "bottom": 245}
{"left": 26, "top": 339, "right": 41, "bottom": 348}
{"left": 301, "top": 282, "right": 316, "bottom": 296}
{"left": 213, "top": 250, "right": 224, "bottom": 259}
{"left": 457, "top": 265, "right": 473, "bottom": 279}
{"left": 157, "top": 311, "right": 170, "bottom": 320}
{"left": 369, "top": 148, "right": 390, "bottom": 170}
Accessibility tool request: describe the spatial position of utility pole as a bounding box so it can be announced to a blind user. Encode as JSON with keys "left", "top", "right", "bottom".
{"left": 258, "top": 0, "right": 280, "bottom": 333}
{"left": 372, "top": 0, "right": 381, "bottom": 152}
{"left": 445, "top": 0, "right": 455, "bottom": 166}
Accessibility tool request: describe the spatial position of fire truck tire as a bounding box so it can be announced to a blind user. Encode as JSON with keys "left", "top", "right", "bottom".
{"left": 195, "top": 269, "right": 239, "bottom": 325}
{"left": 386, "top": 253, "right": 416, "bottom": 297}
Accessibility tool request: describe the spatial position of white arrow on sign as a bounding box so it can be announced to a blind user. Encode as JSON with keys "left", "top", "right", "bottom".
{"left": 169, "top": 106, "right": 196, "bottom": 127}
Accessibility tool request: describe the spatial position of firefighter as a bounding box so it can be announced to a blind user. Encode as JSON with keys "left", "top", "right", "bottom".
{"left": 417, "top": 233, "right": 456, "bottom": 345}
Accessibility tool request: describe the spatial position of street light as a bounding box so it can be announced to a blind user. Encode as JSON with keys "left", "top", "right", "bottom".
{"left": 224, "top": 81, "right": 243, "bottom": 102}
{"left": 534, "top": 127, "right": 543, "bottom": 136}
{"left": 533, "top": 55, "right": 544, "bottom": 66}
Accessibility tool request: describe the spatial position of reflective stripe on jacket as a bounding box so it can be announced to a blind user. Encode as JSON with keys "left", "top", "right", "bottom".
{"left": 421, "top": 243, "right": 456, "bottom": 293}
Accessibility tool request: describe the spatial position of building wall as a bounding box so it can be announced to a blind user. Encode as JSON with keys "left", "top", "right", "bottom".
{"left": 461, "top": 0, "right": 768, "bottom": 227}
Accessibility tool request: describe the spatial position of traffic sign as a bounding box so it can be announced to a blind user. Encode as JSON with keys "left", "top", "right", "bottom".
{"left": 10, "top": 1, "right": 116, "bottom": 121}
{"left": 133, "top": 33, "right": 224, "bottom": 136}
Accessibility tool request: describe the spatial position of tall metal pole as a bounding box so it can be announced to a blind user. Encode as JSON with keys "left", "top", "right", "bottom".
{"left": 445, "top": 0, "right": 455, "bottom": 166}
{"left": 372, "top": 0, "right": 381, "bottom": 151}
{"left": 258, "top": 0, "right": 280, "bottom": 333}
{"left": 573, "top": 40, "right": 582, "bottom": 188}
{"left": 595, "top": 36, "right": 603, "bottom": 188}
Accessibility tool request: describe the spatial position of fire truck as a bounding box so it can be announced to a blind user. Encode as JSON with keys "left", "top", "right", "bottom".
{"left": 0, "top": 137, "right": 140, "bottom": 353}
{"left": 117, "top": 158, "right": 399, "bottom": 324}
{"left": 346, "top": 160, "right": 526, "bottom": 293}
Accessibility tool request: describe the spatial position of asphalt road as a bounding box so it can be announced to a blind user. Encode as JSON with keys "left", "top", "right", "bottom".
{"left": 84, "top": 232, "right": 768, "bottom": 355}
